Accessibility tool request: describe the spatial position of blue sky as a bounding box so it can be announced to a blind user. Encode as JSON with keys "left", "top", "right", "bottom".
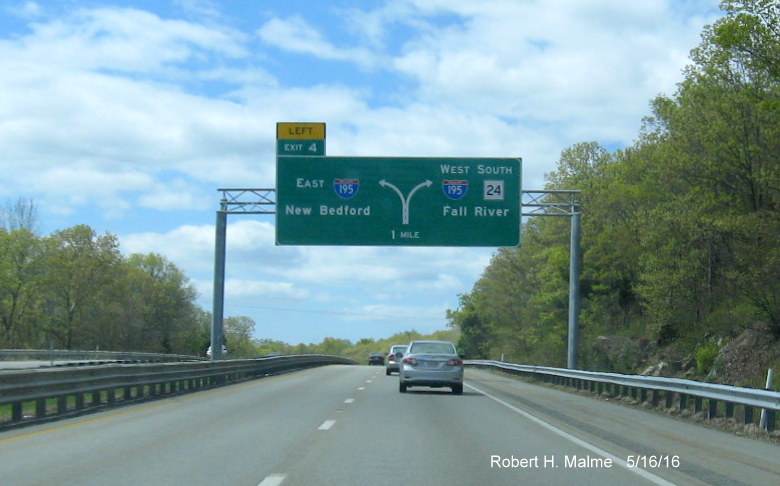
{"left": 0, "top": 0, "right": 722, "bottom": 345}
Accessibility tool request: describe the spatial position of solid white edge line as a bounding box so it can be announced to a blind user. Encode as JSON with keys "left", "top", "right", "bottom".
{"left": 257, "top": 473, "right": 286, "bottom": 486}
{"left": 466, "top": 383, "right": 676, "bottom": 486}
{"left": 318, "top": 419, "right": 336, "bottom": 430}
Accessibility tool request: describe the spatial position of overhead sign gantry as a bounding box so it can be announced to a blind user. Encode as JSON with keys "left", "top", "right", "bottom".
{"left": 215, "top": 123, "right": 584, "bottom": 368}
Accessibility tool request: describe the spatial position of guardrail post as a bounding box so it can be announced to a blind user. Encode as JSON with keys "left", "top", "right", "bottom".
{"left": 725, "top": 402, "right": 734, "bottom": 418}
{"left": 759, "top": 368, "right": 774, "bottom": 430}
{"left": 36, "top": 399, "right": 46, "bottom": 419}
{"left": 744, "top": 406, "right": 754, "bottom": 425}
{"left": 11, "top": 402, "right": 22, "bottom": 422}
{"left": 765, "top": 410, "right": 775, "bottom": 431}
{"left": 679, "top": 394, "right": 687, "bottom": 411}
{"left": 708, "top": 399, "right": 718, "bottom": 419}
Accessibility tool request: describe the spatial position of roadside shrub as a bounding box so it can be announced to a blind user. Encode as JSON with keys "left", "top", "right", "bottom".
{"left": 695, "top": 342, "right": 719, "bottom": 375}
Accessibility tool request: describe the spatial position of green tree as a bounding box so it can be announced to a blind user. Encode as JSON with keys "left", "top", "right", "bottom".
{"left": 0, "top": 228, "right": 44, "bottom": 347}
{"left": 125, "top": 253, "right": 200, "bottom": 354}
{"left": 39, "top": 225, "right": 122, "bottom": 349}
{"left": 224, "top": 315, "right": 258, "bottom": 358}
{"left": 448, "top": 293, "right": 490, "bottom": 359}
{"left": 641, "top": 0, "right": 780, "bottom": 339}
{"left": 313, "top": 337, "right": 352, "bottom": 356}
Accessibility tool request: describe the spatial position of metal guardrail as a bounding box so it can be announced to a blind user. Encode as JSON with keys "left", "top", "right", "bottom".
{"left": 466, "top": 360, "right": 779, "bottom": 431}
{"left": 0, "top": 354, "right": 355, "bottom": 429}
{"left": 0, "top": 349, "right": 205, "bottom": 363}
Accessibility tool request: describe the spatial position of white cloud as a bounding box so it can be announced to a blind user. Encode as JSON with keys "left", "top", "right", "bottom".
{"left": 390, "top": 0, "right": 709, "bottom": 130}
{"left": 174, "top": 0, "right": 223, "bottom": 20}
{"left": 223, "top": 279, "right": 309, "bottom": 300}
{"left": 257, "top": 16, "right": 380, "bottom": 68}
{"left": 347, "top": 303, "right": 446, "bottom": 322}
{"left": 18, "top": 7, "right": 246, "bottom": 72}
{"left": 120, "top": 223, "right": 215, "bottom": 271}
{"left": 5, "top": 1, "right": 44, "bottom": 19}
{"left": 137, "top": 179, "right": 213, "bottom": 212}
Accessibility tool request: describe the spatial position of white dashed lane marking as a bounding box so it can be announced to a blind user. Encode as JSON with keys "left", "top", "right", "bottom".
{"left": 257, "top": 473, "right": 286, "bottom": 486}
{"left": 318, "top": 420, "right": 336, "bottom": 431}
{"left": 257, "top": 373, "right": 379, "bottom": 485}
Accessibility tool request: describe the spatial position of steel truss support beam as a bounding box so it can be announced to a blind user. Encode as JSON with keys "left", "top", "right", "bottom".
{"left": 522, "top": 189, "right": 580, "bottom": 217}
{"left": 217, "top": 188, "right": 276, "bottom": 214}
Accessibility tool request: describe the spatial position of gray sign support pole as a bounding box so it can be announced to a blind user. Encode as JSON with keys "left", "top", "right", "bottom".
{"left": 568, "top": 211, "right": 581, "bottom": 369}
{"left": 210, "top": 189, "right": 277, "bottom": 360}
{"left": 522, "top": 190, "right": 582, "bottom": 369}
{"left": 210, "top": 198, "right": 227, "bottom": 361}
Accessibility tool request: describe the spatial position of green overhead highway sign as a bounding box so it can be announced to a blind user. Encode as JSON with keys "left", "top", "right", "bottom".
{"left": 276, "top": 156, "right": 521, "bottom": 246}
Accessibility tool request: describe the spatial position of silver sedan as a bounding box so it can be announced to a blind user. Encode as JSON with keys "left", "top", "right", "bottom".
{"left": 398, "top": 340, "right": 464, "bottom": 394}
{"left": 385, "top": 344, "right": 407, "bottom": 375}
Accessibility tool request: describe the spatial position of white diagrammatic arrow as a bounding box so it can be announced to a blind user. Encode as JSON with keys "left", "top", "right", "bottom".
{"left": 379, "top": 179, "right": 432, "bottom": 225}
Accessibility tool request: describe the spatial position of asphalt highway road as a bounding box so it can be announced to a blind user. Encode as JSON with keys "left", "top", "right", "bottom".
{"left": 0, "top": 365, "right": 777, "bottom": 485}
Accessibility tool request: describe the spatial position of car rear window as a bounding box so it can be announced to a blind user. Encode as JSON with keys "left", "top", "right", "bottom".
{"left": 410, "top": 343, "right": 455, "bottom": 354}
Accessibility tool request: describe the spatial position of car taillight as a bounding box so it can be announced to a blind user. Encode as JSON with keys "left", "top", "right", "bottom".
{"left": 403, "top": 357, "right": 418, "bottom": 366}
{"left": 447, "top": 358, "right": 463, "bottom": 366}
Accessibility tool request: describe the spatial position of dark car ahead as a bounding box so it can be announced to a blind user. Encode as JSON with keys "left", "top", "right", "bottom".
{"left": 368, "top": 352, "right": 385, "bottom": 365}
{"left": 385, "top": 344, "right": 407, "bottom": 375}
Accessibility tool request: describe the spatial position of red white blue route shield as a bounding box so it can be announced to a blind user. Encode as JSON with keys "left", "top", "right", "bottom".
{"left": 442, "top": 180, "right": 468, "bottom": 200}
{"left": 334, "top": 179, "right": 359, "bottom": 199}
